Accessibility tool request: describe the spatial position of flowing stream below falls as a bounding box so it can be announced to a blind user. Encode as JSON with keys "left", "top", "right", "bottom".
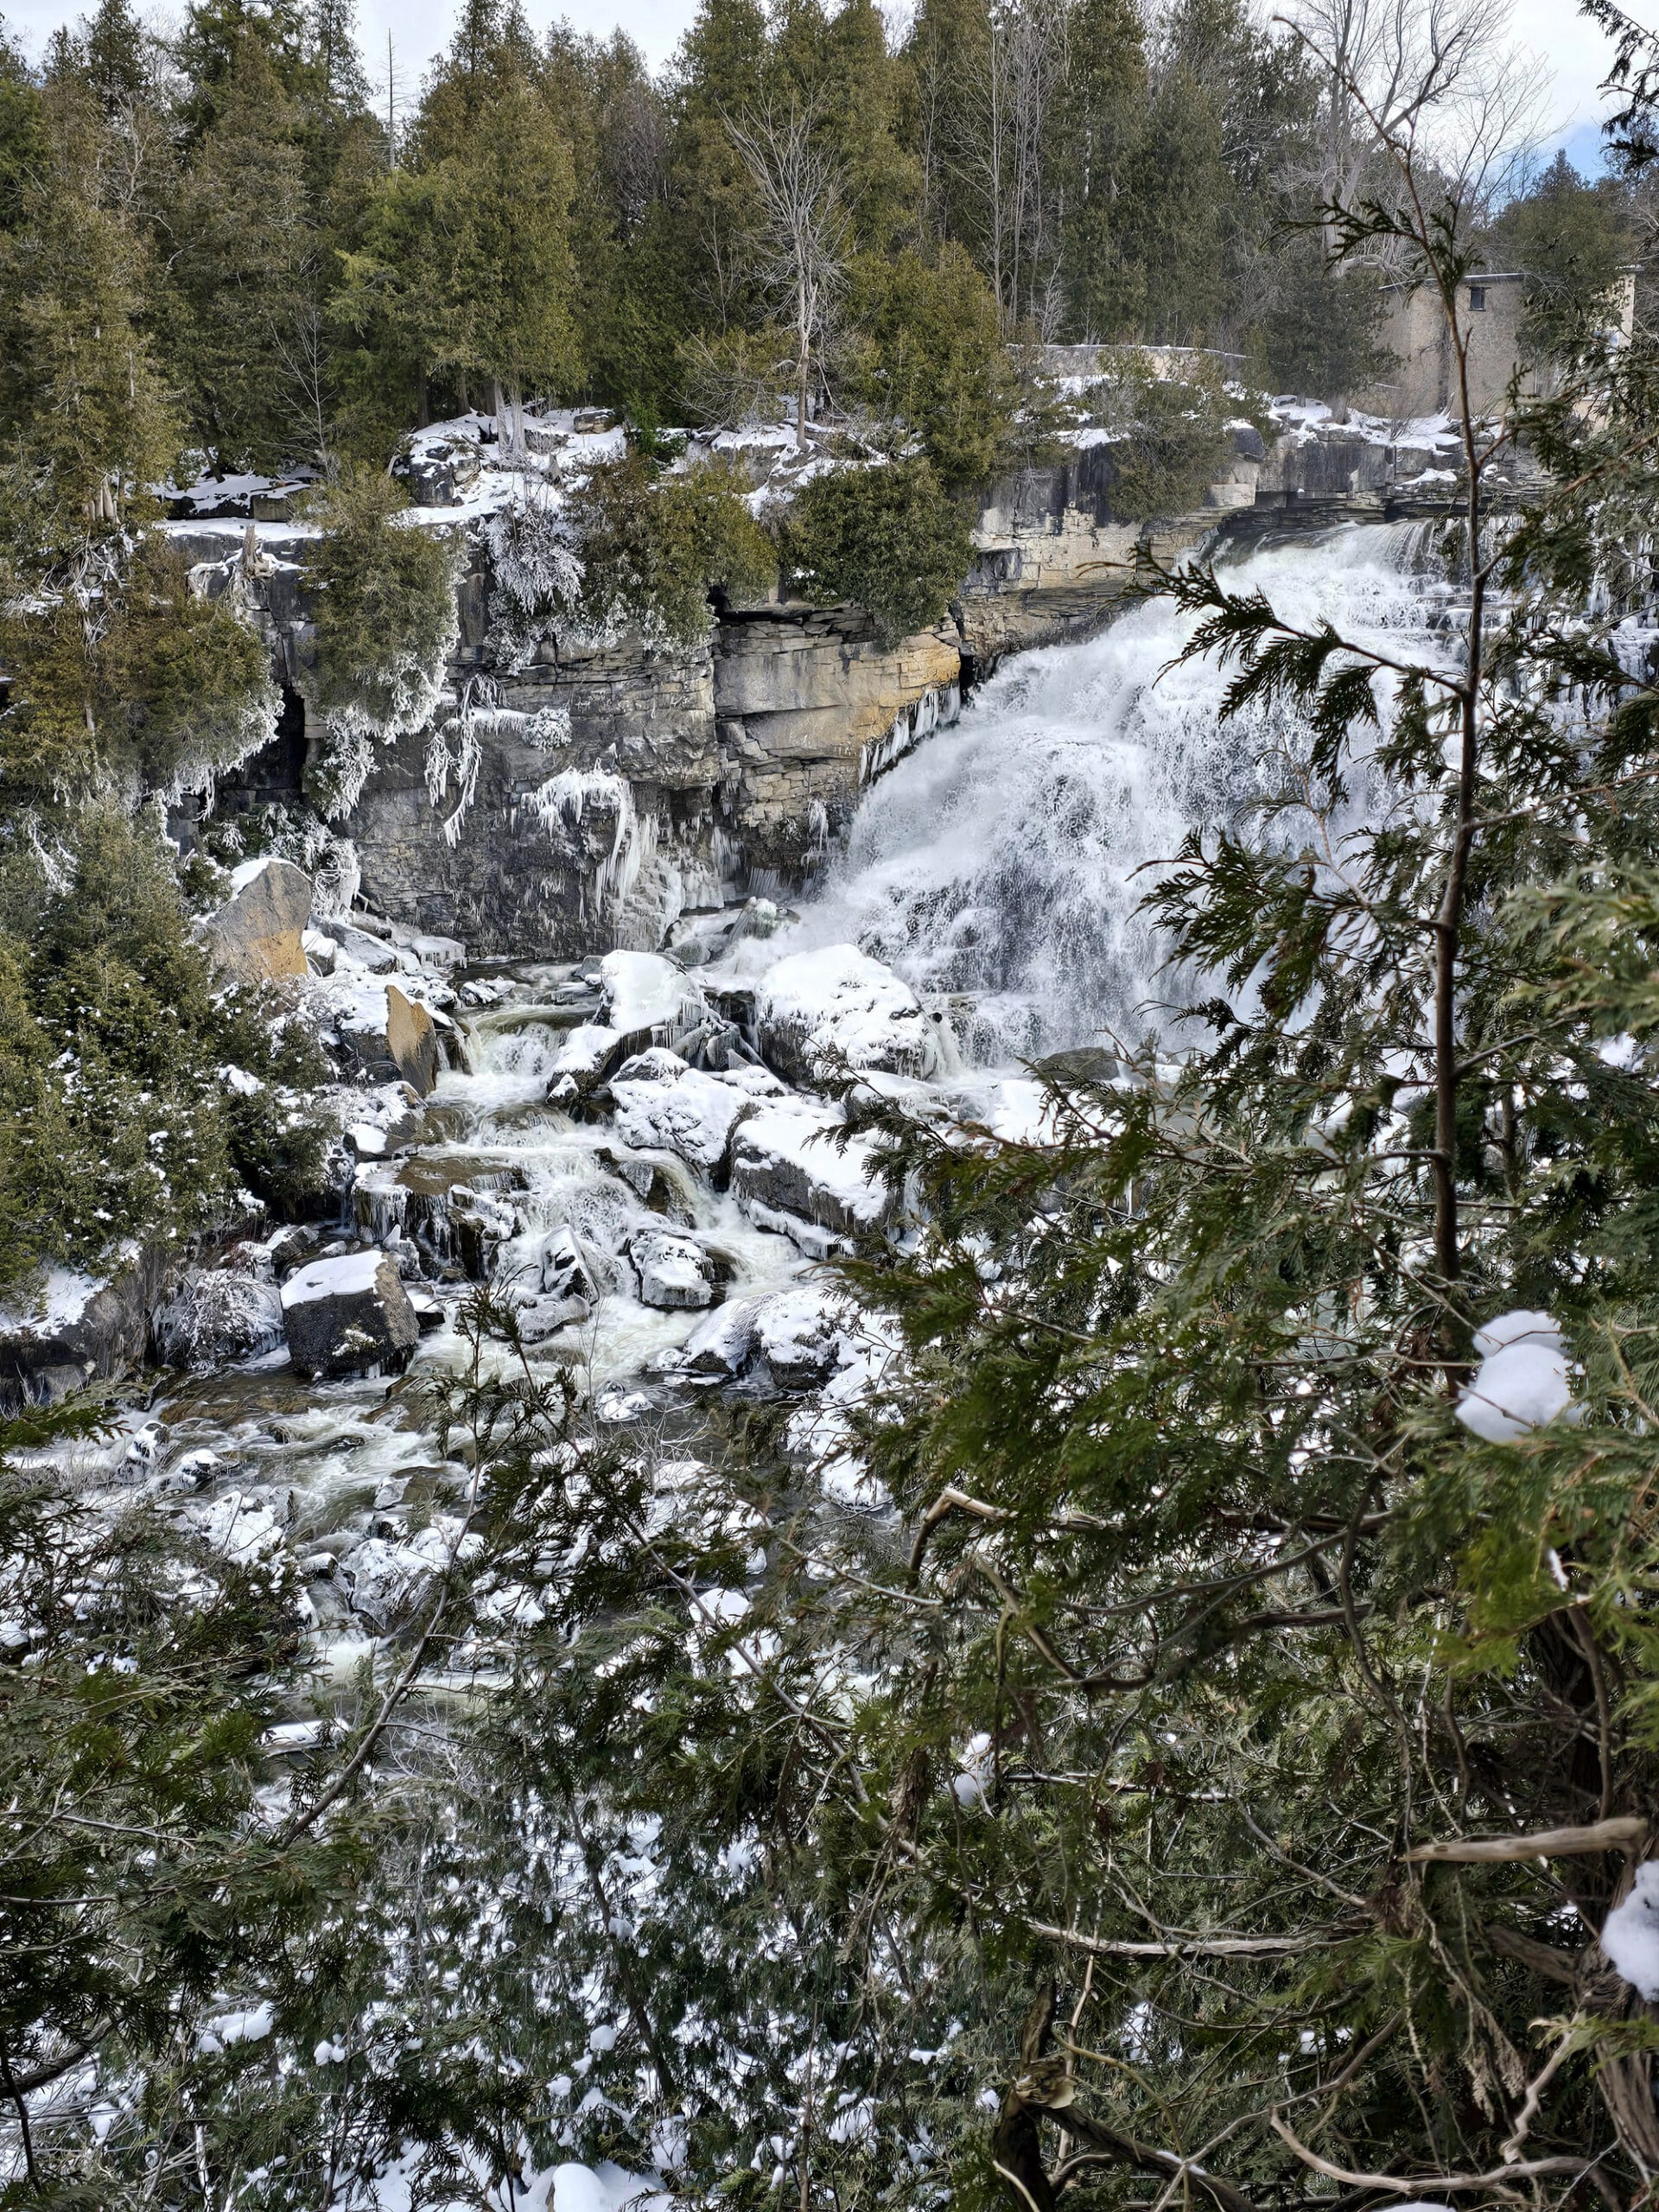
{"left": 28, "top": 518, "right": 1453, "bottom": 1675}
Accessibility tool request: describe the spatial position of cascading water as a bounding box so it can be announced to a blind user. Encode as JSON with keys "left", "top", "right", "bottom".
{"left": 24, "top": 516, "right": 1463, "bottom": 1689}
{"left": 772, "top": 522, "right": 1452, "bottom": 1062}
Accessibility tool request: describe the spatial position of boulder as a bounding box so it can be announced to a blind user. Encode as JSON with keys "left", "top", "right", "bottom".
{"left": 628, "top": 1229, "right": 721, "bottom": 1310}
{"left": 507, "top": 1228, "right": 596, "bottom": 1344}
{"left": 279, "top": 1250, "right": 420, "bottom": 1380}
{"left": 680, "top": 1299, "right": 760, "bottom": 1376}
{"left": 386, "top": 984, "right": 444, "bottom": 1097}
{"left": 545, "top": 1023, "right": 633, "bottom": 1107}
{"left": 204, "top": 859, "right": 313, "bottom": 985}
{"left": 321, "top": 917, "right": 399, "bottom": 974}
{"left": 756, "top": 944, "right": 941, "bottom": 1084}
{"left": 153, "top": 1268, "right": 285, "bottom": 1371}
{"left": 729, "top": 1098, "right": 892, "bottom": 1251}
{"left": 397, "top": 432, "right": 483, "bottom": 509}
{"left": 600, "top": 950, "right": 696, "bottom": 1039}
{"left": 610, "top": 1049, "right": 779, "bottom": 1177}
{"left": 753, "top": 1285, "right": 845, "bottom": 1385}
{"left": 0, "top": 1246, "right": 171, "bottom": 1414}
{"left": 337, "top": 1519, "right": 473, "bottom": 1626}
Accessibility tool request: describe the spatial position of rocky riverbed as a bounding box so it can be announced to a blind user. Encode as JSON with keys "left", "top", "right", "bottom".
{"left": 0, "top": 872, "right": 1016, "bottom": 1664}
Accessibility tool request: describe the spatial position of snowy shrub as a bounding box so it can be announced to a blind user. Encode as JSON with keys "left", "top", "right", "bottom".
{"left": 0, "top": 535, "right": 278, "bottom": 804}
{"left": 485, "top": 495, "right": 584, "bottom": 671}
{"left": 784, "top": 457, "right": 972, "bottom": 644}
{"left": 300, "top": 467, "right": 459, "bottom": 819}
{"left": 108, "top": 540, "right": 281, "bottom": 798}
{"left": 1074, "top": 359, "right": 1239, "bottom": 517}
{"left": 0, "top": 810, "right": 330, "bottom": 1294}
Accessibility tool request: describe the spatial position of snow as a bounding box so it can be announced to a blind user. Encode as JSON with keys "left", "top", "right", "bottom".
{"left": 550, "top": 1023, "right": 622, "bottom": 1079}
{"left": 1456, "top": 1312, "right": 1575, "bottom": 1442}
{"left": 1602, "top": 1862, "right": 1659, "bottom": 1998}
{"left": 186, "top": 1493, "right": 286, "bottom": 1566}
{"left": 280, "top": 1251, "right": 386, "bottom": 1308}
{"left": 753, "top": 1284, "right": 845, "bottom": 1382}
{"left": 680, "top": 1299, "right": 760, "bottom": 1376}
{"left": 197, "top": 2001, "right": 274, "bottom": 2053}
{"left": 611, "top": 1053, "right": 760, "bottom": 1170}
{"left": 730, "top": 1097, "right": 890, "bottom": 1229}
{"left": 356, "top": 2146, "right": 663, "bottom": 2212}
{"left": 756, "top": 943, "right": 940, "bottom": 1081}
{"left": 601, "top": 950, "right": 693, "bottom": 1036}
{"left": 630, "top": 1230, "right": 718, "bottom": 1309}
{"left": 0, "top": 1264, "right": 102, "bottom": 1337}
{"left": 228, "top": 855, "right": 277, "bottom": 894}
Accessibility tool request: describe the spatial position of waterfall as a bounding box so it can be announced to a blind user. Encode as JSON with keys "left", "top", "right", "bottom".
{"left": 782, "top": 522, "right": 1452, "bottom": 1064}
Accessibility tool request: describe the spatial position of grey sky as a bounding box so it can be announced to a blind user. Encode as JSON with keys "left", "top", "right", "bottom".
{"left": 2, "top": 0, "right": 1652, "bottom": 168}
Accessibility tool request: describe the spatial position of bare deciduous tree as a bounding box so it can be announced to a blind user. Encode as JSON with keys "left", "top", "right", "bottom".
{"left": 1281, "top": 0, "right": 1548, "bottom": 241}
{"left": 724, "top": 99, "right": 849, "bottom": 443}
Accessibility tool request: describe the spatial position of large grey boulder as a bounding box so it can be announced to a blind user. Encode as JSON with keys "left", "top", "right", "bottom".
{"left": 280, "top": 1251, "right": 420, "bottom": 1380}
{"left": 0, "top": 1245, "right": 171, "bottom": 1413}
{"left": 728, "top": 1098, "right": 892, "bottom": 1252}
{"left": 204, "top": 859, "right": 313, "bottom": 985}
{"left": 755, "top": 944, "right": 941, "bottom": 1084}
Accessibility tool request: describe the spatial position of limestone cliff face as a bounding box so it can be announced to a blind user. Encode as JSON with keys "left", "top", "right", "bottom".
{"left": 206, "top": 417, "right": 1488, "bottom": 958}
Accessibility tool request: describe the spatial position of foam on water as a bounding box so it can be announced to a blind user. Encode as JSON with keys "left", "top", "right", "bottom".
{"left": 775, "top": 521, "right": 1449, "bottom": 1062}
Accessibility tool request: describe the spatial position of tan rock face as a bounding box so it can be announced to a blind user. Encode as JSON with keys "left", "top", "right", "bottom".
{"left": 203, "top": 860, "right": 313, "bottom": 984}
{"left": 385, "top": 984, "right": 444, "bottom": 1097}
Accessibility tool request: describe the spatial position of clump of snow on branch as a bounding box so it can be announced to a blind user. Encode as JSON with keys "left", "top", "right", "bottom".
{"left": 1455, "top": 1311, "right": 1575, "bottom": 1443}
{"left": 1601, "top": 1863, "right": 1659, "bottom": 1999}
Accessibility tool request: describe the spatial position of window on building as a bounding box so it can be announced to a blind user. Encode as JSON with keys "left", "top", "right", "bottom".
{"left": 1468, "top": 284, "right": 1486, "bottom": 311}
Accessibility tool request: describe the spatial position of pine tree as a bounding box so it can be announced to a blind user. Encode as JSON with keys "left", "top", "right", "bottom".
{"left": 167, "top": 36, "right": 313, "bottom": 470}
{"left": 439, "top": 78, "right": 581, "bottom": 455}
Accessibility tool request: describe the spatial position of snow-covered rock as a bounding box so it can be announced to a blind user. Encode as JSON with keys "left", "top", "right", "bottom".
{"left": 753, "top": 1285, "right": 845, "bottom": 1384}
{"left": 338, "top": 1519, "right": 477, "bottom": 1627}
{"left": 679, "top": 1299, "right": 760, "bottom": 1376}
{"left": 756, "top": 944, "right": 940, "bottom": 1084}
{"left": 153, "top": 1268, "right": 285, "bottom": 1371}
{"left": 600, "top": 950, "right": 695, "bottom": 1039}
{"left": 185, "top": 1492, "right": 287, "bottom": 1567}
{"left": 729, "top": 1098, "right": 891, "bottom": 1249}
{"left": 628, "top": 1230, "right": 721, "bottom": 1310}
{"left": 546, "top": 1023, "right": 628, "bottom": 1104}
{"left": 321, "top": 917, "right": 400, "bottom": 975}
{"left": 508, "top": 1227, "right": 597, "bottom": 1341}
{"left": 1456, "top": 1311, "right": 1574, "bottom": 1443}
{"left": 280, "top": 1251, "right": 420, "bottom": 1381}
{"left": 610, "top": 1048, "right": 777, "bottom": 1174}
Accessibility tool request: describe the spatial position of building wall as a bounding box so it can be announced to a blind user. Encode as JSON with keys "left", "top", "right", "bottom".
{"left": 1355, "top": 271, "right": 1637, "bottom": 422}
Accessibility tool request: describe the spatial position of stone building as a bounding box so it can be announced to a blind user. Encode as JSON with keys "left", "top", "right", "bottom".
{"left": 1354, "top": 268, "right": 1637, "bottom": 421}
